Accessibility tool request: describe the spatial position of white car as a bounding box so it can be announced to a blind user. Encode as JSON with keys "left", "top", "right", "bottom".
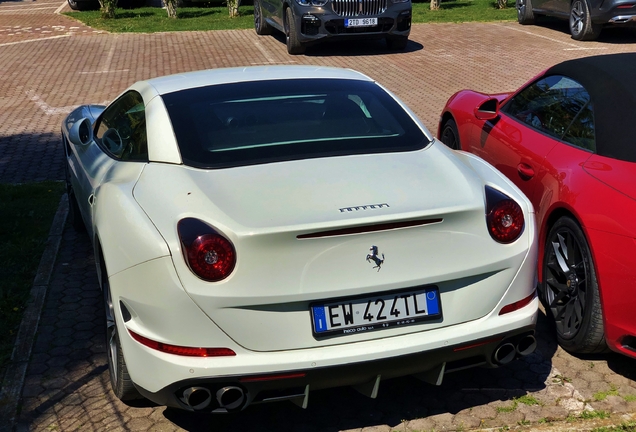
{"left": 62, "top": 66, "right": 538, "bottom": 413}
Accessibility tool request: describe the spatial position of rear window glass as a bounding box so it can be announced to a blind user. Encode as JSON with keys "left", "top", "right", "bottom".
{"left": 162, "top": 78, "right": 429, "bottom": 169}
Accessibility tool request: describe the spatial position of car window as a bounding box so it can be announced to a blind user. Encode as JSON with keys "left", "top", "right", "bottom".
{"left": 502, "top": 75, "right": 595, "bottom": 152}
{"left": 95, "top": 91, "right": 148, "bottom": 161}
{"left": 161, "top": 79, "right": 429, "bottom": 169}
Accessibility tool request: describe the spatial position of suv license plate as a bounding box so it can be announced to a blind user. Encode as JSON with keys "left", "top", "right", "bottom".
{"left": 345, "top": 18, "right": 378, "bottom": 27}
{"left": 311, "top": 286, "right": 441, "bottom": 337}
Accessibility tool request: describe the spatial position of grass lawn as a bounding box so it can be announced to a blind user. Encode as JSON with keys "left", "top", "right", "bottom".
{"left": 0, "top": 182, "right": 65, "bottom": 382}
{"left": 65, "top": 0, "right": 516, "bottom": 33}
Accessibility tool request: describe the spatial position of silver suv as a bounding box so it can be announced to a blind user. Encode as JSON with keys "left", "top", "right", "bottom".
{"left": 254, "top": 0, "right": 412, "bottom": 54}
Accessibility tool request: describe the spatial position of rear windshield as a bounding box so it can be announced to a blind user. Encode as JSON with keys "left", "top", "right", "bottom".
{"left": 161, "top": 78, "right": 429, "bottom": 169}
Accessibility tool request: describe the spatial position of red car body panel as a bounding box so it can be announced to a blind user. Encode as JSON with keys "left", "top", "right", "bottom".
{"left": 440, "top": 81, "right": 636, "bottom": 358}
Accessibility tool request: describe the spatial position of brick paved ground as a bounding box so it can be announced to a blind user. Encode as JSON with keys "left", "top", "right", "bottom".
{"left": 2, "top": 1, "right": 636, "bottom": 430}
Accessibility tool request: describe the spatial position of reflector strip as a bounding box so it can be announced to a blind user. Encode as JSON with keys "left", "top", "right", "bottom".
{"left": 499, "top": 291, "right": 536, "bottom": 315}
{"left": 128, "top": 329, "right": 236, "bottom": 357}
{"left": 239, "top": 372, "right": 306, "bottom": 383}
{"left": 453, "top": 337, "right": 503, "bottom": 352}
{"left": 297, "top": 218, "right": 443, "bottom": 239}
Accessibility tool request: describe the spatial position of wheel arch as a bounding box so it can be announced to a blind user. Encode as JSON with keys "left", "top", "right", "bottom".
{"left": 439, "top": 111, "right": 455, "bottom": 138}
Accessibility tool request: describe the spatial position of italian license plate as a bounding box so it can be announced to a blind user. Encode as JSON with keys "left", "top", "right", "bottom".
{"left": 311, "top": 286, "right": 441, "bottom": 337}
{"left": 344, "top": 17, "right": 378, "bottom": 28}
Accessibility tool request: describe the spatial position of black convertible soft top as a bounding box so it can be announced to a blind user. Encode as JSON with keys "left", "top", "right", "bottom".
{"left": 546, "top": 53, "right": 636, "bottom": 163}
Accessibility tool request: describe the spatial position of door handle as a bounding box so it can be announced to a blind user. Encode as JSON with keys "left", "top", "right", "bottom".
{"left": 517, "top": 163, "right": 534, "bottom": 180}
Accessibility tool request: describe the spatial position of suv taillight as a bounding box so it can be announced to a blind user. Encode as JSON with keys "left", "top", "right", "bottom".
{"left": 485, "top": 186, "right": 524, "bottom": 244}
{"left": 178, "top": 218, "right": 236, "bottom": 282}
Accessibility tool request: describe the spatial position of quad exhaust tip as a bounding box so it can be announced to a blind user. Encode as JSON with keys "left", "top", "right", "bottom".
{"left": 216, "top": 386, "right": 245, "bottom": 411}
{"left": 493, "top": 334, "right": 537, "bottom": 365}
{"left": 183, "top": 387, "right": 212, "bottom": 411}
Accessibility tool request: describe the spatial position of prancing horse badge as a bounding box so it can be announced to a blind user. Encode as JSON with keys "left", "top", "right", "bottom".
{"left": 366, "top": 246, "right": 384, "bottom": 272}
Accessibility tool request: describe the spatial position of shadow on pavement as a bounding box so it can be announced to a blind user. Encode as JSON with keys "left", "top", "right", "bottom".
{"left": 270, "top": 32, "right": 424, "bottom": 56}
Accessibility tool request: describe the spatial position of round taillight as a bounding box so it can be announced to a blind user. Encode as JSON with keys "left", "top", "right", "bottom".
{"left": 487, "top": 199, "right": 524, "bottom": 243}
{"left": 186, "top": 234, "right": 236, "bottom": 282}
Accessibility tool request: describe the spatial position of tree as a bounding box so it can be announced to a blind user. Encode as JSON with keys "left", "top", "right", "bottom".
{"left": 99, "top": 0, "right": 117, "bottom": 18}
{"left": 497, "top": 0, "right": 507, "bottom": 8}
{"left": 165, "top": 0, "right": 178, "bottom": 17}
{"left": 227, "top": 0, "right": 240, "bottom": 17}
{"left": 430, "top": 0, "right": 440, "bottom": 10}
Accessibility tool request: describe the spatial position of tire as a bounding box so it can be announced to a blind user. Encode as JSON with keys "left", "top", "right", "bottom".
{"left": 569, "top": 0, "right": 601, "bottom": 41}
{"left": 254, "top": 0, "right": 273, "bottom": 35}
{"left": 68, "top": 0, "right": 99, "bottom": 10}
{"left": 542, "top": 216, "right": 607, "bottom": 354}
{"left": 63, "top": 146, "right": 86, "bottom": 232}
{"left": 285, "top": 7, "right": 305, "bottom": 55}
{"left": 440, "top": 118, "right": 461, "bottom": 150}
{"left": 104, "top": 268, "right": 143, "bottom": 401}
{"left": 386, "top": 36, "right": 409, "bottom": 50}
{"left": 516, "top": 0, "right": 535, "bottom": 24}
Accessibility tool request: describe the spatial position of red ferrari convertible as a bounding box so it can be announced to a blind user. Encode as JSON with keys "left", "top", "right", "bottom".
{"left": 439, "top": 53, "right": 636, "bottom": 359}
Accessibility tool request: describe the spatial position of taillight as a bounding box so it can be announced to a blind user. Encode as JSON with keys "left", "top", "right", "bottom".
{"left": 499, "top": 291, "right": 536, "bottom": 315}
{"left": 129, "top": 329, "right": 236, "bottom": 357}
{"left": 485, "top": 186, "right": 524, "bottom": 244}
{"left": 178, "top": 218, "right": 236, "bottom": 282}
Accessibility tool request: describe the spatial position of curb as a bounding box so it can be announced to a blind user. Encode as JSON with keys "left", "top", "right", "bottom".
{"left": 0, "top": 194, "right": 69, "bottom": 432}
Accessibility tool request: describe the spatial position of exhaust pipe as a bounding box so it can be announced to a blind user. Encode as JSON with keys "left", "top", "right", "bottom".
{"left": 516, "top": 334, "right": 537, "bottom": 357}
{"left": 493, "top": 342, "right": 516, "bottom": 365}
{"left": 182, "top": 387, "right": 212, "bottom": 411}
{"left": 216, "top": 386, "right": 245, "bottom": 411}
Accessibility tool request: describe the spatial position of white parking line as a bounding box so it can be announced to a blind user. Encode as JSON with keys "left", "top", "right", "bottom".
{"left": 0, "top": 7, "right": 59, "bottom": 12}
{"left": 0, "top": 34, "right": 70, "bottom": 47}
{"left": 55, "top": 1, "right": 67, "bottom": 14}
{"left": 253, "top": 40, "right": 277, "bottom": 64}
{"left": 78, "top": 69, "right": 130, "bottom": 74}
{"left": 495, "top": 23, "right": 607, "bottom": 50}
{"left": 26, "top": 90, "right": 77, "bottom": 115}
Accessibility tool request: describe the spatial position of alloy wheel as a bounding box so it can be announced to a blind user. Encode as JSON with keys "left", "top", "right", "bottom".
{"left": 516, "top": 0, "right": 526, "bottom": 20}
{"left": 254, "top": 0, "right": 261, "bottom": 28}
{"left": 441, "top": 126, "right": 458, "bottom": 150}
{"left": 570, "top": 1, "right": 585, "bottom": 37}
{"left": 104, "top": 280, "right": 119, "bottom": 386}
{"left": 544, "top": 228, "right": 588, "bottom": 339}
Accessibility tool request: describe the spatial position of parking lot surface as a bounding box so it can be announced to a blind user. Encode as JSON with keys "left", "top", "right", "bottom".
{"left": 1, "top": 1, "right": 636, "bottom": 430}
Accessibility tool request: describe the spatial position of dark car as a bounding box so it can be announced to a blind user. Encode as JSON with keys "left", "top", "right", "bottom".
{"left": 253, "top": 0, "right": 412, "bottom": 54}
{"left": 516, "top": 0, "right": 636, "bottom": 40}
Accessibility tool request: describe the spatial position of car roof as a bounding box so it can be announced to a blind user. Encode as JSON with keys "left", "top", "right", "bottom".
{"left": 139, "top": 65, "right": 374, "bottom": 97}
{"left": 545, "top": 53, "right": 636, "bottom": 163}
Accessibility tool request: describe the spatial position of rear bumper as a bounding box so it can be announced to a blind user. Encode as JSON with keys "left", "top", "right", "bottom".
{"left": 136, "top": 325, "right": 537, "bottom": 412}
{"left": 591, "top": 0, "right": 636, "bottom": 24}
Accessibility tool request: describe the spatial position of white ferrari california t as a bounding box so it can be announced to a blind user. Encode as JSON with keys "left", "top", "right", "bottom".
{"left": 62, "top": 66, "right": 538, "bottom": 413}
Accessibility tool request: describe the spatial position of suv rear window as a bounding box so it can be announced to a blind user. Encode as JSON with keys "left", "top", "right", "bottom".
{"left": 162, "top": 78, "right": 429, "bottom": 169}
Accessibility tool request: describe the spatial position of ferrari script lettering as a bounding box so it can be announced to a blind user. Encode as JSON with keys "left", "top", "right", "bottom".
{"left": 339, "top": 203, "right": 389, "bottom": 212}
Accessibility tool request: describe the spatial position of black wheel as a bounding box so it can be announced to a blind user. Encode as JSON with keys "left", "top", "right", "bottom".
{"left": 569, "top": 0, "right": 601, "bottom": 41}
{"left": 516, "top": 0, "right": 535, "bottom": 24}
{"left": 440, "top": 118, "right": 461, "bottom": 150}
{"left": 386, "top": 36, "right": 408, "bottom": 50}
{"left": 67, "top": 0, "right": 80, "bottom": 10}
{"left": 285, "top": 7, "right": 305, "bottom": 55}
{"left": 542, "top": 217, "right": 607, "bottom": 353}
{"left": 104, "top": 268, "right": 142, "bottom": 401}
{"left": 254, "top": 0, "right": 273, "bottom": 35}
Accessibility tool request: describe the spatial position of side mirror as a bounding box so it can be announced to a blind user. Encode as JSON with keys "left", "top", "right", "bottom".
{"left": 68, "top": 118, "right": 93, "bottom": 146}
{"left": 474, "top": 98, "right": 499, "bottom": 121}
